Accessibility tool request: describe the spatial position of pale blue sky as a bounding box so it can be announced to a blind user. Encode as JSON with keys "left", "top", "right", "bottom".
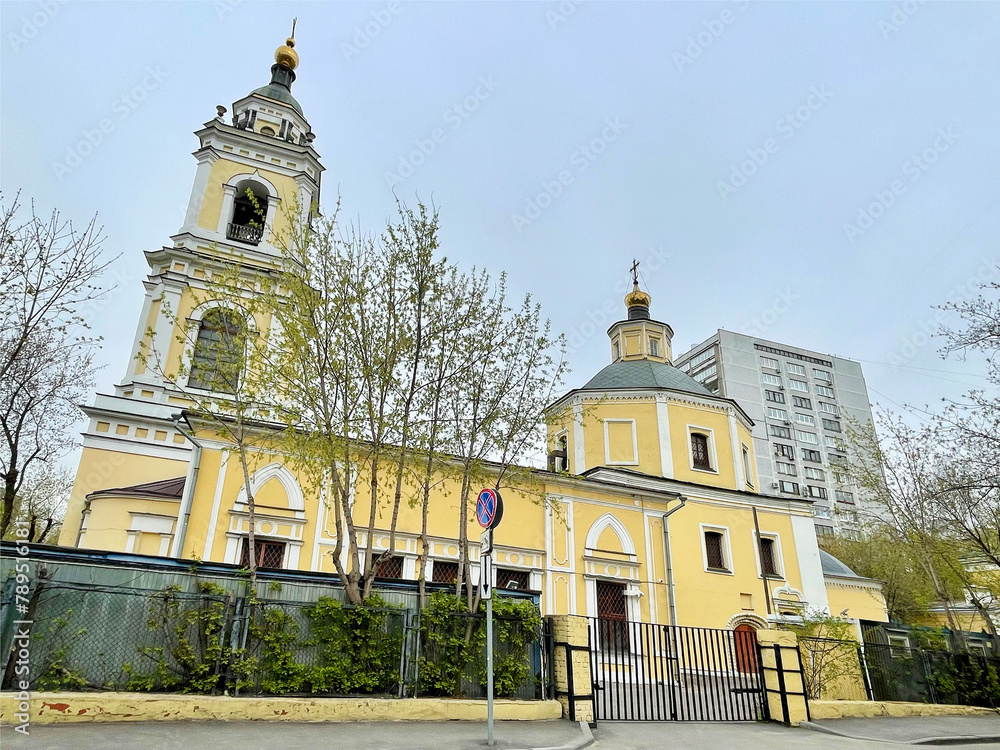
{"left": 2, "top": 1, "right": 998, "bottom": 458}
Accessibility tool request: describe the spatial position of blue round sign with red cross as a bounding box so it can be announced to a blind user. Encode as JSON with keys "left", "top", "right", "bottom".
{"left": 476, "top": 488, "right": 504, "bottom": 530}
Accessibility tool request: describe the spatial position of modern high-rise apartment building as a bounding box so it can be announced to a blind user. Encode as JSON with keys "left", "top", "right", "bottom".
{"left": 675, "top": 331, "right": 875, "bottom": 537}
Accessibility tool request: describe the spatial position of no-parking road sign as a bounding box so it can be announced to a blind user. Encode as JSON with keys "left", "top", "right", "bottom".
{"left": 476, "top": 488, "right": 504, "bottom": 530}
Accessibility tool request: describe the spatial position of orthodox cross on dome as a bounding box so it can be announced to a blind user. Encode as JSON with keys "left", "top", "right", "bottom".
{"left": 630, "top": 259, "right": 640, "bottom": 286}
{"left": 290, "top": 17, "right": 297, "bottom": 40}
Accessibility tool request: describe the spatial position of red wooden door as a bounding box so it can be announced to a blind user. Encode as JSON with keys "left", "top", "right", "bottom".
{"left": 734, "top": 624, "right": 759, "bottom": 673}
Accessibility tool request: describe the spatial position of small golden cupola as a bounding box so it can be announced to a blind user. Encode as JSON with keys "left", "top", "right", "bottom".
{"left": 608, "top": 261, "right": 674, "bottom": 364}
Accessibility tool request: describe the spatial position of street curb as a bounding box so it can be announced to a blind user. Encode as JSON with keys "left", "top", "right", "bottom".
{"left": 529, "top": 721, "right": 594, "bottom": 750}
{"left": 801, "top": 721, "right": 1000, "bottom": 746}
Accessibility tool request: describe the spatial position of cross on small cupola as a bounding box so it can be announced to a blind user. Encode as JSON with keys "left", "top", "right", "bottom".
{"left": 606, "top": 260, "right": 674, "bottom": 364}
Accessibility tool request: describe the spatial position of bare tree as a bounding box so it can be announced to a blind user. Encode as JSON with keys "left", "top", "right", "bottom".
{"left": 0, "top": 193, "right": 114, "bottom": 537}
{"left": 0, "top": 464, "right": 71, "bottom": 544}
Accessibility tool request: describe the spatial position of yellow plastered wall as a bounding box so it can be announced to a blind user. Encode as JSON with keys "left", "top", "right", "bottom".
{"left": 60, "top": 447, "right": 188, "bottom": 547}
{"left": 582, "top": 401, "right": 660, "bottom": 475}
{"left": 196, "top": 160, "right": 300, "bottom": 237}
{"left": 825, "top": 582, "right": 889, "bottom": 623}
{"left": 669, "top": 402, "right": 739, "bottom": 490}
{"left": 79, "top": 497, "right": 180, "bottom": 552}
{"left": 667, "top": 500, "right": 804, "bottom": 629}
{"left": 736, "top": 422, "right": 758, "bottom": 489}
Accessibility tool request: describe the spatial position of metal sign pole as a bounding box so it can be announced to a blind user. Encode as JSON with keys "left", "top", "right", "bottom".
{"left": 476, "top": 489, "right": 503, "bottom": 748}
{"left": 486, "top": 588, "right": 494, "bottom": 746}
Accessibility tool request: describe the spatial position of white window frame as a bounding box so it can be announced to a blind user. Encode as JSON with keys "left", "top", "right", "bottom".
{"left": 742, "top": 444, "right": 754, "bottom": 488}
{"left": 789, "top": 379, "right": 809, "bottom": 392}
{"left": 760, "top": 356, "right": 779, "bottom": 370}
{"left": 819, "top": 402, "right": 837, "bottom": 414}
{"left": 753, "top": 531, "right": 785, "bottom": 580}
{"left": 795, "top": 413, "right": 815, "bottom": 426}
{"left": 776, "top": 461, "right": 796, "bottom": 476}
{"left": 766, "top": 407, "right": 787, "bottom": 420}
{"left": 700, "top": 524, "right": 733, "bottom": 575}
{"left": 796, "top": 430, "right": 818, "bottom": 445}
{"left": 761, "top": 373, "right": 782, "bottom": 386}
{"left": 649, "top": 338, "right": 660, "bottom": 357}
{"left": 786, "top": 363, "right": 806, "bottom": 376}
{"left": 687, "top": 425, "right": 719, "bottom": 474}
{"left": 816, "top": 385, "right": 835, "bottom": 398}
{"left": 804, "top": 467, "right": 826, "bottom": 481}
{"left": 813, "top": 368, "right": 831, "bottom": 382}
{"left": 603, "top": 418, "right": 639, "bottom": 466}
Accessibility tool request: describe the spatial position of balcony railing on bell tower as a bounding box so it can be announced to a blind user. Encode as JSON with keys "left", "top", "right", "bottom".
{"left": 227, "top": 222, "right": 264, "bottom": 245}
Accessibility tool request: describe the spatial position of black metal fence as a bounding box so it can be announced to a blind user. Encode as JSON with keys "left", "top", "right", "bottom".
{"left": 862, "top": 643, "right": 1000, "bottom": 708}
{"left": 1, "top": 580, "right": 545, "bottom": 700}
{"left": 588, "top": 618, "right": 766, "bottom": 721}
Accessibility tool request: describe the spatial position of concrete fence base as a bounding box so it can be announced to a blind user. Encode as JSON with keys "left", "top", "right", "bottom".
{"left": 809, "top": 699, "right": 1000, "bottom": 720}
{"left": 0, "top": 692, "right": 562, "bottom": 724}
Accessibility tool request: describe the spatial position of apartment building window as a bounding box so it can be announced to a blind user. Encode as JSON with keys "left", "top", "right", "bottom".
{"left": 824, "top": 435, "right": 843, "bottom": 450}
{"left": 816, "top": 385, "right": 835, "bottom": 398}
{"left": 762, "top": 373, "right": 782, "bottom": 387}
{"left": 819, "top": 402, "right": 837, "bottom": 414}
{"left": 802, "top": 449, "right": 822, "bottom": 463}
{"left": 774, "top": 443, "right": 794, "bottom": 459}
{"left": 816, "top": 525, "right": 834, "bottom": 537}
{"left": 693, "top": 364, "right": 717, "bottom": 383}
{"left": 776, "top": 461, "right": 796, "bottom": 476}
{"left": 822, "top": 419, "right": 842, "bottom": 433}
{"left": 808, "top": 485, "right": 828, "bottom": 500}
{"left": 804, "top": 467, "right": 826, "bottom": 481}
{"left": 835, "top": 490, "right": 855, "bottom": 504}
{"left": 813, "top": 369, "right": 831, "bottom": 382}
{"left": 767, "top": 407, "right": 787, "bottom": 420}
{"left": 691, "top": 432, "right": 712, "bottom": 470}
{"left": 687, "top": 348, "right": 715, "bottom": 370}
{"left": 779, "top": 480, "right": 799, "bottom": 494}
{"left": 789, "top": 379, "right": 808, "bottom": 392}
{"left": 833, "top": 471, "right": 849, "bottom": 484}
{"left": 792, "top": 396, "right": 812, "bottom": 409}
{"left": 814, "top": 506, "right": 832, "bottom": 519}
{"left": 796, "top": 430, "right": 818, "bottom": 445}
{"left": 703, "top": 529, "right": 730, "bottom": 572}
{"left": 795, "top": 413, "right": 815, "bottom": 426}
{"left": 770, "top": 425, "right": 792, "bottom": 439}
{"left": 760, "top": 356, "right": 779, "bottom": 369}
{"left": 765, "top": 390, "right": 786, "bottom": 404}
{"left": 758, "top": 536, "right": 780, "bottom": 578}
{"left": 786, "top": 363, "right": 806, "bottom": 376}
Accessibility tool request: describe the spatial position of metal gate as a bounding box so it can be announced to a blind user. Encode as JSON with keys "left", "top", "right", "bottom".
{"left": 588, "top": 618, "right": 767, "bottom": 721}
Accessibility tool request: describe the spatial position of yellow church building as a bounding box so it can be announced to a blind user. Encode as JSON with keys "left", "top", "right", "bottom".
{"left": 59, "top": 35, "right": 887, "bottom": 636}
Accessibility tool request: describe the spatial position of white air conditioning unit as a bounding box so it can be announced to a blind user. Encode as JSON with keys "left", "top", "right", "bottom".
{"left": 783, "top": 420, "right": 791, "bottom": 425}
{"left": 778, "top": 385, "right": 785, "bottom": 390}
{"left": 771, "top": 482, "right": 780, "bottom": 489}
{"left": 801, "top": 488, "right": 810, "bottom": 497}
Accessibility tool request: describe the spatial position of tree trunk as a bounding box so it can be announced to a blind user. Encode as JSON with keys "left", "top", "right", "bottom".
{"left": 236, "top": 443, "right": 258, "bottom": 588}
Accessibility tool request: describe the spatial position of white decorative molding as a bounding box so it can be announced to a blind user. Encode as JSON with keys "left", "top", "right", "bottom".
{"left": 235, "top": 462, "right": 305, "bottom": 514}
{"left": 585, "top": 512, "right": 637, "bottom": 557}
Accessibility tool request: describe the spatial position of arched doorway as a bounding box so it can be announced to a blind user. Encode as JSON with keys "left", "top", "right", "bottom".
{"left": 734, "top": 623, "right": 759, "bottom": 673}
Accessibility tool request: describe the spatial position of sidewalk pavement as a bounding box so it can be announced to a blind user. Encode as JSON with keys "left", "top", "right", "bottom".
{"left": 3, "top": 719, "right": 592, "bottom": 750}
{"left": 804, "top": 715, "right": 1000, "bottom": 745}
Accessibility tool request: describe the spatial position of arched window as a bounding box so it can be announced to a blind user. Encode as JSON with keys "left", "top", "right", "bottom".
{"left": 227, "top": 180, "right": 268, "bottom": 245}
{"left": 187, "top": 309, "right": 246, "bottom": 393}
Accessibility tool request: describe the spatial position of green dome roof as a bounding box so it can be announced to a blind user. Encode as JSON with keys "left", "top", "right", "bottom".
{"left": 251, "top": 82, "right": 303, "bottom": 115}
{"left": 819, "top": 549, "right": 861, "bottom": 578}
{"left": 581, "top": 359, "right": 714, "bottom": 397}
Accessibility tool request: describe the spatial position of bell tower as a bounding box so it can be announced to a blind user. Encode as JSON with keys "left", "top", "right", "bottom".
{"left": 176, "top": 25, "right": 322, "bottom": 256}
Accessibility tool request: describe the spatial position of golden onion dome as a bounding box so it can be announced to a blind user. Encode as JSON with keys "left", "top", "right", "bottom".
{"left": 275, "top": 37, "right": 299, "bottom": 70}
{"left": 624, "top": 282, "right": 651, "bottom": 309}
